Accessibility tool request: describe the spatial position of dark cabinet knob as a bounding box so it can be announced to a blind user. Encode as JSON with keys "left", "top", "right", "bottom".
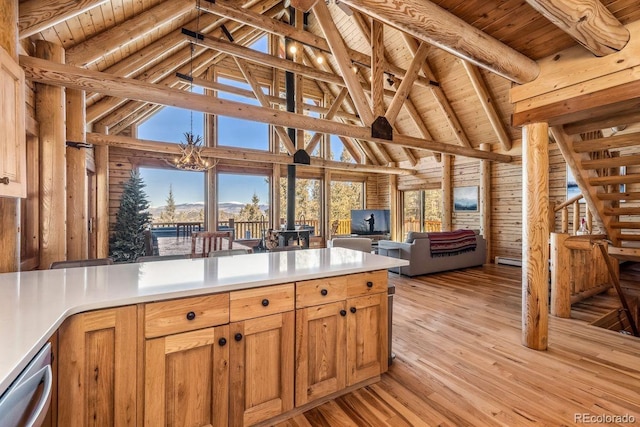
{"left": 366, "top": 281, "right": 373, "bottom": 288}
{"left": 340, "top": 310, "right": 347, "bottom": 316}
{"left": 350, "top": 307, "right": 357, "bottom": 314}
{"left": 186, "top": 311, "right": 196, "bottom": 321}
{"left": 218, "top": 338, "right": 227, "bottom": 346}
{"left": 320, "top": 289, "right": 328, "bottom": 296}
{"left": 234, "top": 333, "right": 243, "bottom": 341}
{"left": 262, "top": 299, "right": 269, "bottom": 307}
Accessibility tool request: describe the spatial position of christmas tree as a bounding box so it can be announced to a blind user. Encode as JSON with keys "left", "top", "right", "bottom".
{"left": 109, "top": 170, "right": 153, "bottom": 262}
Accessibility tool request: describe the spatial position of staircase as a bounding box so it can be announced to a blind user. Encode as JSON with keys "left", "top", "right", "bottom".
{"left": 551, "top": 127, "right": 640, "bottom": 248}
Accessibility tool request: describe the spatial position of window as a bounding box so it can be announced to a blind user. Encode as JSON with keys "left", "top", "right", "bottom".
{"left": 330, "top": 135, "right": 356, "bottom": 163}
{"left": 402, "top": 189, "right": 442, "bottom": 238}
{"left": 218, "top": 173, "right": 270, "bottom": 239}
{"left": 330, "top": 179, "right": 363, "bottom": 235}
{"left": 139, "top": 167, "right": 205, "bottom": 225}
{"left": 138, "top": 87, "right": 204, "bottom": 144}
{"left": 280, "top": 176, "right": 321, "bottom": 233}
{"left": 217, "top": 77, "right": 269, "bottom": 151}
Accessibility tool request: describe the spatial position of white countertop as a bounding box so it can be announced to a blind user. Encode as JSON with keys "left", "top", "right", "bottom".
{"left": 0, "top": 248, "right": 407, "bottom": 395}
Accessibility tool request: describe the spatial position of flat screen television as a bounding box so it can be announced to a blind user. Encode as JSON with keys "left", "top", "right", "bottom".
{"left": 350, "top": 209, "right": 390, "bottom": 235}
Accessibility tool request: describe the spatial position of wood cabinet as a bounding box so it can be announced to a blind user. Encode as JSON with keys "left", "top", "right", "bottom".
{"left": 229, "top": 284, "right": 295, "bottom": 426}
{"left": 295, "top": 271, "right": 388, "bottom": 406}
{"left": 144, "top": 325, "right": 230, "bottom": 427}
{"left": 0, "top": 46, "right": 26, "bottom": 198}
{"left": 143, "top": 293, "right": 230, "bottom": 427}
{"left": 57, "top": 306, "right": 137, "bottom": 426}
{"left": 54, "top": 272, "right": 387, "bottom": 426}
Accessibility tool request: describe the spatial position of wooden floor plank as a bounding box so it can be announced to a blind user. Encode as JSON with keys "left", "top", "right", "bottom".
{"left": 275, "top": 264, "right": 640, "bottom": 426}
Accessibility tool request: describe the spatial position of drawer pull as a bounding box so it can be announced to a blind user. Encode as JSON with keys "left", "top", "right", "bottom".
{"left": 218, "top": 338, "right": 227, "bottom": 346}
{"left": 261, "top": 299, "right": 269, "bottom": 307}
{"left": 186, "top": 311, "right": 196, "bottom": 321}
{"left": 234, "top": 333, "right": 243, "bottom": 342}
{"left": 350, "top": 307, "right": 357, "bottom": 314}
{"left": 340, "top": 310, "right": 347, "bottom": 317}
{"left": 366, "top": 281, "right": 373, "bottom": 288}
{"left": 320, "top": 289, "right": 328, "bottom": 296}
{"left": 0, "top": 177, "right": 9, "bottom": 185}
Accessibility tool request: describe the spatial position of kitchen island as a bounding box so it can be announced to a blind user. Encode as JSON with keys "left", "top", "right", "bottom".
{"left": 0, "top": 248, "right": 407, "bottom": 426}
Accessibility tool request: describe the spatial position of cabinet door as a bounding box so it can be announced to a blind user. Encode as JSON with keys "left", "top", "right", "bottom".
{"left": 230, "top": 311, "right": 294, "bottom": 426}
{"left": 295, "top": 301, "right": 346, "bottom": 406}
{"left": 58, "top": 306, "right": 137, "bottom": 426}
{"left": 346, "top": 293, "right": 388, "bottom": 385}
{"left": 144, "top": 325, "right": 229, "bottom": 427}
{"left": 0, "top": 46, "right": 26, "bottom": 198}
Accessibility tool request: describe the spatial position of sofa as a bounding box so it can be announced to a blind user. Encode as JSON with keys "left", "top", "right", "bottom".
{"left": 378, "top": 230, "right": 487, "bottom": 276}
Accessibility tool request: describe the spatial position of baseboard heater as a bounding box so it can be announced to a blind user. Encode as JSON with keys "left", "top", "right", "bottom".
{"left": 494, "top": 256, "right": 522, "bottom": 267}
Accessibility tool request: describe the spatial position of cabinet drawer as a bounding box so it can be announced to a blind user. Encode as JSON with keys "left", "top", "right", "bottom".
{"left": 145, "top": 293, "right": 230, "bottom": 338}
{"left": 296, "top": 276, "right": 347, "bottom": 308}
{"left": 230, "top": 283, "right": 294, "bottom": 322}
{"left": 347, "top": 270, "right": 388, "bottom": 297}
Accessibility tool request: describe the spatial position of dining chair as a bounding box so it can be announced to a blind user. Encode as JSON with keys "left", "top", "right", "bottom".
{"left": 50, "top": 258, "right": 114, "bottom": 269}
{"left": 191, "top": 231, "right": 234, "bottom": 258}
{"left": 208, "top": 248, "right": 251, "bottom": 257}
{"left": 135, "top": 254, "right": 191, "bottom": 263}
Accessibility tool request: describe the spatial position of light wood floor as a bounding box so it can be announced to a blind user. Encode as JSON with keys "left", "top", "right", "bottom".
{"left": 277, "top": 264, "right": 640, "bottom": 426}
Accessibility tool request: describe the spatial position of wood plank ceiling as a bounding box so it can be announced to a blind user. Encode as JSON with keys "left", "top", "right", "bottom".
{"left": 17, "top": 0, "right": 640, "bottom": 166}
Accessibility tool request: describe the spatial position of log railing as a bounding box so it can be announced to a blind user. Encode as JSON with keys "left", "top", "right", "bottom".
{"left": 551, "top": 193, "right": 593, "bottom": 234}
{"left": 550, "top": 233, "right": 614, "bottom": 318}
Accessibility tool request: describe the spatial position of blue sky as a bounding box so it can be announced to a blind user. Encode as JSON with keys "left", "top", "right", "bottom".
{"left": 138, "top": 35, "right": 348, "bottom": 208}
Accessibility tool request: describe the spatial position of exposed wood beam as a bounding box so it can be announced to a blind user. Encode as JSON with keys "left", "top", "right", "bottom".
{"left": 524, "top": 0, "right": 629, "bottom": 56}
{"left": 402, "top": 33, "right": 471, "bottom": 148}
{"left": 385, "top": 42, "right": 429, "bottom": 126}
{"left": 93, "top": 25, "right": 265, "bottom": 127}
{"left": 192, "top": 75, "right": 358, "bottom": 122}
{"left": 189, "top": 31, "right": 346, "bottom": 86}
{"left": 66, "top": 0, "right": 194, "bottom": 67}
{"left": 397, "top": 182, "right": 441, "bottom": 191}
{"left": 460, "top": 60, "right": 512, "bottom": 151}
{"left": 86, "top": 133, "right": 413, "bottom": 175}
{"left": 235, "top": 58, "right": 296, "bottom": 154}
{"left": 312, "top": 0, "right": 373, "bottom": 126}
{"left": 353, "top": 12, "right": 434, "bottom": 166}
{"left": 512, "top": 78, "right": 640, "bottom": 127}
{"left": 21, "top": 55, "right": 512, "bottom": 162}
{"left": 199, "top": 0, "right": 438, "bottom": 90}
{"left": 306, "top": 87, "right": 348, "bottom": 153}
{"left": 19, "top": 0, "right": 108, "bottom": 40}
{"left": 339, "top": 0, "right": 539, "bottom": 83}
{"left": 302, "top": 49, "right": 382, "bottom": 166}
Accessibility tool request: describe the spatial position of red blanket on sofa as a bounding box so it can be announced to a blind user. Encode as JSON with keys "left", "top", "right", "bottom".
{"left": 427, "top": 230, "right": 477, "bottom": 257}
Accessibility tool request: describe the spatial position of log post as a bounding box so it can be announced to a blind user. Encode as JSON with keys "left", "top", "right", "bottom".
{"left": 93, "top": 123, "right": 109, "bottom": 258}
{"left": 480, "top": 143, "right": 491, "bottom": 263}
{"left": 573, "top": 200, "right": 580, "bottom": 234}
{"left": 36, "top": 40, "right": 66, "bottom": 269}
{"left": 550, "top": 232, "right": 571, "bottom": 318}
{"left": 0, "top": 0, "right": 19, "bottom": 273}
{"left": 522, "top": 122, "right": 549, "bottom": 350}
{"left": 66, "top": 89, "right": 88, "bottom": 260}
{"left": 441, "top": 154, "right": 452, "bottom": 232}
{"left": 561, "top": 207, "right": 569, "bottom": 233}
{"left": 389, "top": 165, "right": 400, "bottom": 241}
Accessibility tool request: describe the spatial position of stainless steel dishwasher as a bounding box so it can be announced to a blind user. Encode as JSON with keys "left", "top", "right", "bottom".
{"left": 0, "top": 342, "right": 52, "bottom": 427}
